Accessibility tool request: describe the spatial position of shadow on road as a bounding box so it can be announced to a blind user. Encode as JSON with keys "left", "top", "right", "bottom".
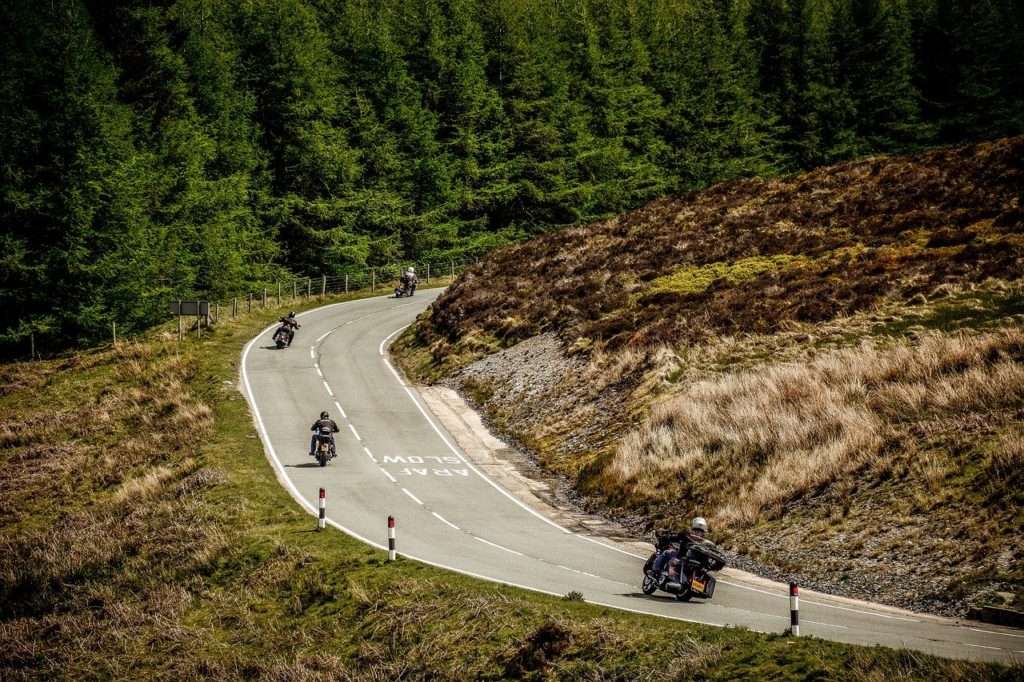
{"left": 620, "top": 592, "right": 704, "bottom": 604}
{"left": 286, "top": 462, "right": 325, "bottom": 468}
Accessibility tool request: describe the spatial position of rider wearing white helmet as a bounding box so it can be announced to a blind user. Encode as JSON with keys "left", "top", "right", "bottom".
{"left": 650, "top": 517, "right": 710, "bottom": 584}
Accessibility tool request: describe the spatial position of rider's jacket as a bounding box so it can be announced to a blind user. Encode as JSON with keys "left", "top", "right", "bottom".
{"left": 311, "top": 418, "right": 340, "bottom": 435}
{"left": 279, "top": 316, "right": 299, "bottom": 328}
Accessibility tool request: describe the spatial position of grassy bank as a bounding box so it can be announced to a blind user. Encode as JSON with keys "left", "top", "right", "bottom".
{"left": 0, "top": 291, "right": 1019, "bottom": 679}
{"left": 393, "top": 138, "right": 1024, "bottom": 617}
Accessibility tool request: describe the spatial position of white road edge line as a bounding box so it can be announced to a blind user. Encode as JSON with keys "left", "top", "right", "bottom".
{"left": 475, "top": 537, "right": 524, "bottom": 556}
{"left": 315, "top": 330, "right": 332, "bottom": 343}
{"left": 348, "top": 423, "right": 361, "bottom": 441}
{"left": 402, "top": 488, "right": 424, "bottom": 505}
{"left": 379, "top": 325, "right": 577, "bottom": 538}
{"left": 432, "top": 512, "right": 460, "bottom": 530}
{"left": 805, "top": 620, "right": 850, "bottom": 630}
{"left": 322, "top": 380, "right": 334, "bottom": 397}
{"left": 333, "top": 401, "right": 347, "bottom": 419}
{"left": 363, "top": 446, "right": 376, "bottom": 462}
{"left": 380, "top": 468, "right": 397, "bottom": 483}
{"left": 309, "top": 347, "right": 315, "bottom": 359}
{"left": 716, "top": 579, "right": 921, "bottom": 622}
{"left": 964, "top": 643, "right": 1002, "bottom": 651}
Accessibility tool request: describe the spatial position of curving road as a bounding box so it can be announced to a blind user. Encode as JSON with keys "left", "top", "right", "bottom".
{"left": 241, "top": 291, "right": 1023, "bottom": 664}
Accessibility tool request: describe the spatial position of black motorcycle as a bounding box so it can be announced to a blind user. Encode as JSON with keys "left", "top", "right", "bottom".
{"left": 273, "top": 322, "right": 297, "bottom": 348}
{"left": 312, "top": 433, "right": 336, "bottom": 467}
{"left": 641, "top": 533, "right": 727, "bottom": 602}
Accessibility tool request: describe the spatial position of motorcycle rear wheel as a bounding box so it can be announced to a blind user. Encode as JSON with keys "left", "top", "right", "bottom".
{"left": 675, "top": 588, "right": 693, "bottom": 602}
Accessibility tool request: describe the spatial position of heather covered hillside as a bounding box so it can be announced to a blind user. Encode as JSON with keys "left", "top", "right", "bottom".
{"left": 395, "top": 137, "right": 1024, "bottom": 616}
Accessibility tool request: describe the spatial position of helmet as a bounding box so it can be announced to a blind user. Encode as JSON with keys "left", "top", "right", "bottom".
{"left": 691, "top": 517, "right": 708, "bottom": 534}
{"left": 288, "top": 311, "right": 296, "bottom": 318}
{"left": 320, "top": 411, "right": 329, "bottom": 420}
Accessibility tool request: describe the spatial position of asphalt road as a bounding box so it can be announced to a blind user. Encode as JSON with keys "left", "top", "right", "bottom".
{"left": 240, "top": 290, "right": 1024, "bottom": 664}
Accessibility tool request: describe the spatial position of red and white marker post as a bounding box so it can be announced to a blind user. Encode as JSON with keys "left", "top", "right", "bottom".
{"left": 387, "top": 515, "right": 397, "bottom": 561}
{"left": 317, "top": 488, "right": 326, "bottom": 531}
{"left": 789, "top": 581, "right": 800, "bottom": 636}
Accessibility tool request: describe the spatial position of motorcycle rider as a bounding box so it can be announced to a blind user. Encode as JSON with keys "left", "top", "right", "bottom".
{"left": 400, "top": 267, "right": 417, "bottom": 295}
{"left": 309, "top": 410, "right": 340, "bottom": 457}
{"left": 277, "top": 312, "right": 301, "bottom": 346}
{"left": 650, "top": 517, "right": 709, "bottom": 586}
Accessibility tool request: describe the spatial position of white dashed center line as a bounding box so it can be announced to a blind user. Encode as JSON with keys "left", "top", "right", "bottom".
{"left": 475, "top": 537, "right": 524, "bottom": 556}
{"left": 402, "top": 488, "right": 424, "bottom": 505}
{"left": 362, "top": 446, "right": 377, "bottom": 462}
{"left": 432, "top": 512, "right": 460, "bottom": 530}
{"left": 380, "top": 468, "right": 396, "bottom": 483}
{"left": 348, "top": 423, "right": 361, "bottom": 441}
{"left": 333, "top": 401, "right": 347, "bottom": 419}
{"left": 322, "top": 381, "right": 334, "bottom": 397}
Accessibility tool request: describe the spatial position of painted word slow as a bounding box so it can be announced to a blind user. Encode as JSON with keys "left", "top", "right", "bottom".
{"left": 398, "top": 467, "right": 469, "bottom": 477}
{"left": 382, "top": 455, "right": 461, "bottom": 465}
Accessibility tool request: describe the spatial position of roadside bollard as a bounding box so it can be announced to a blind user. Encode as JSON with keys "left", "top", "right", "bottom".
{"left": 318, "top": 488, "right": 326, "bottom": 531}
{"left": 388, "top": 515, "right": 396, "bottom": 561}
{"left": 789, "top": 581, "right": 800, "bottom": 636}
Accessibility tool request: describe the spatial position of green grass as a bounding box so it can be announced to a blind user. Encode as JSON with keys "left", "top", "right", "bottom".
{"left": 647, "top": 255, "right": 808, "bottom": 296}
{"left": 0, "top": 290, "right": 1019, "bottom": 679}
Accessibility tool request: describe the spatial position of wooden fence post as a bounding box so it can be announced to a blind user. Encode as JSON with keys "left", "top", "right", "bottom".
{"left": 345, "top": 274, "right": 349, "bottom": 293}
{"left": 30, "top": 331, "right": 35, "bottom": 359}
{"left": 293, "top": 280, "right": 297, "bottom": 300}
{"left": 232, "top": 297, "right": 237, "bottom": 318}
{"left": 321, "top": 275, "right": 326, "bottom": 299}
{"left": 263, "top": 288, "right": 267, "bottom": 307}
{"left": 307, "top": 278, "right": 311, "bottom": 299}
{"left": 450, "top": 260, "right": 455, "bottom": 281}
{"left": 426, "top": 262, "right": 430, "bottom": 283}
{"left": 371, "top": 268, "right": 375, "bottom": 292}
{"left": 112, "top": 321, "right": 117, "bottom": 346}
{"left": 277, "top": 282, "right": 282, "bottom": 306}
{"left": 178, "top": 301, "right": 183, "bottom": 340}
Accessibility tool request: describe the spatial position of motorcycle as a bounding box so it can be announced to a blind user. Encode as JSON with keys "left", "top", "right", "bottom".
{"left": 273, "top": 324, "right": 295, "bottom": 349}
{"left": 394, "top": 278, "right": 417, "bottom": 298}
{"left": 641, "top": 532, "right": 727, "bottom": 602}
{"left": 313, "top": 433, "right": 336, "bottom": 467}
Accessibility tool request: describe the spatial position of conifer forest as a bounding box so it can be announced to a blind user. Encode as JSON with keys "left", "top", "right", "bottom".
{"left": 2, "top": 0, "right": 1022, "bottom": 348}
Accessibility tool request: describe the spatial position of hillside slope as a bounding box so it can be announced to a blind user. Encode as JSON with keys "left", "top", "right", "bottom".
{"left": 395, "top": 137, "right": 1024, "bottom": 617}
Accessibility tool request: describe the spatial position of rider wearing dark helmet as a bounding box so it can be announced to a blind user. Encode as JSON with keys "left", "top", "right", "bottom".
{"left": 278, "top": 311, "right": 301, "bottom": 346}
{"left": 650, "top": 517, "right": 709, "bottom": 585}
{"left": 309, "top": 410, "right": 340, "bottom": 457}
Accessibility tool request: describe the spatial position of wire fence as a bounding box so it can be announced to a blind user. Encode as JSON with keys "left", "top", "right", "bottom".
{"left": 191, "top": 258, "right": 475, "bottom": 336}
{"left": 15, "top": 258, "right": 478, "bottom": 359}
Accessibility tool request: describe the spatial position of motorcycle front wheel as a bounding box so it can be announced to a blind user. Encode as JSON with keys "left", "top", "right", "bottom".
{"left": 641, "top": 573, "right": 658, "bottom": 595}
{"left": 675, "top": 589, "right": 693, "bottom": 602}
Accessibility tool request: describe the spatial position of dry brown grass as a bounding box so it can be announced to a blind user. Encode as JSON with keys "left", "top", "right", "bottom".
{"left": 607, "top": 329, "right": 1024, "bottom": 528}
